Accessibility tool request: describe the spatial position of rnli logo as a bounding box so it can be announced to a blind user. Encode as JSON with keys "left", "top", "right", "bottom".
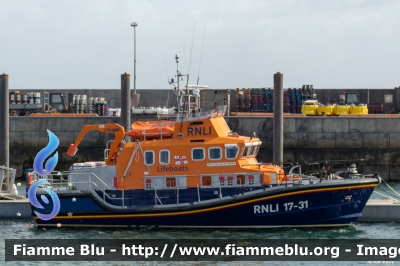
{"left": 187, "top": 126, "right": 212, "bottom": 136}
{"left": 27, "top": 130, "right": 61, "bottom": 221}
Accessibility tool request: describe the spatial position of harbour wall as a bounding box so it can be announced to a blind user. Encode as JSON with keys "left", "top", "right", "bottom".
{"left": 8, "top": 116, "right": 400, "bottom": 181}
{"left": 9, "top": 88, "right": 400, "bottom": 114}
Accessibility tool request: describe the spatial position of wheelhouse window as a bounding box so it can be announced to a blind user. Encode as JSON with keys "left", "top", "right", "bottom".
{"left": 242, "top": 142, "right": 261, "bottom": 158}
{"left": 225, "top": 145, "right": 239, "bottom": 159}
{"left": 192, "top": 148, "right": 205, "bottom": 161}
{"left": 242, "top": 146, "right": 249, "bottom": 158}
{"left": 209, "top": 147, "right": 222, "bottom": 160}
{"left": 253, "top": 145, "right": 260, "bottom": 156}
{"left": 249, "top": 146, "right": 256, "bottom": 156}
{"left": 159, "top": 150, "right": 170, "bottom": 165}
{"left": 144, "top": 151, "right": 154, "bottom": 165}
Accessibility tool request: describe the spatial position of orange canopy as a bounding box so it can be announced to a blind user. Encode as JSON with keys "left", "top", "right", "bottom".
{"left": 126, "top": 121, "right": 175, "bottom": 139}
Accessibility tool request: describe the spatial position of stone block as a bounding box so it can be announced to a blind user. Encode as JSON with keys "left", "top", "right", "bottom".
{"left": 242, "top": 118, "right": 264, "bottom": 136}
{"left": 9, "top": 132, "right": 23, "bottom": 147}
{"left": 377, "top": 119, "right": 400, "bottom": 133}
{"left": 200, "top": 90, "right": 215, "bottom": 101}
{"left": 10, "top": 117, "right": 36, "bottom": 132}
{"left": 363, "top": 133, "right": 389, "bottom": 148}
{"left": 283, "top": 118, "right": 296, "bottom": 133}
{"left": 54, "top": 132, "right": 75, "bottom": 147}
{"left": 362, "top": 165, "right": 389, "bottom": 181}
{"left": 85, "top": 148, "right": 108, "bottom": 162}
{"left": 86, "top": 117, "right": 118, "bottom": 126}
{"left": 297, "top": 133, "right": 336, "bottom": 148}
{"left": 61, "top": 118, "right": 87, "bottom": 132}
{"left": 335, "top": 133, "right": 362, "bottom": 148}
{"left": 73, "top": 131, "right": 103, "bottom": 148}
{"left": 295, "top": 118, "right": 322, "bottom": 133}
{"left": 283, "top": 133, "right": 297, "bottom": 148}
{"left": 283, "top": 149, "right": 296, "bottom": 163}
{"left": 389, "top": 166, "right": 400, "bottom": 181}
{"left": 254, "top": 118, "right": 272, "bottom": 137}
{"left": 35, "top": 117, "right": 62, "bottom": 132}
{"left": 294, "top": 148, "right": 322, "bottom": 164}
{"left": 23, "top": 132, "right": 39, "bottom": 147}
{"left": 322, "top": 118, "right": 349, "bottom": 132}
{"left": 319, "top": 148, "right": 363, "bottom": 161}
{"left": 389, "top": 133, "right": 400, "bottom": 148}
{"left": 226, "top": 117, "right": 241, "bottom": 133}
{"left": 362, "top": 149, "right": 398, "bottom": 165}
{"left": 256, "top": 147, "right": 272, "bottom": 163}
{"left": 349, "top": 118, "right": 376, "bottom": 133}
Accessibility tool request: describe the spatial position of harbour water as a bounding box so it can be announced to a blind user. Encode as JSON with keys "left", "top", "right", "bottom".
{"left": 1, "top": 182, "right": 400, "bottom": 265}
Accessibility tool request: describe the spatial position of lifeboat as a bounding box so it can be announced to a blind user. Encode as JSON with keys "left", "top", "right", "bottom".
{"left": 29, "top": 56, "right": 381, "bottom": 229}
{"left": 126, "top": 121, "right": 175, "bottom": 139}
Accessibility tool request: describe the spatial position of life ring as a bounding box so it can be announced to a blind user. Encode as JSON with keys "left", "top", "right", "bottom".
{"left": 27, "top": 172, "right": 33, "bottom": 188}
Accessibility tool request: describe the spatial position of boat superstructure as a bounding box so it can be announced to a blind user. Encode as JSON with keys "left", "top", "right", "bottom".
{"left": 29, "top": 57, "right": 381, "bottom": 228}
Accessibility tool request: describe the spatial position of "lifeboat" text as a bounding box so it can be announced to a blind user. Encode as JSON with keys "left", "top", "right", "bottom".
{"left": 157, "top": 165, "right": 189, "bottom": 172}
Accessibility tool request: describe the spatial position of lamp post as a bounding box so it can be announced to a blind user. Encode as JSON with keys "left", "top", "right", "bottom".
{"left": 131, "top": 22, "right": 138, "bottom": 94}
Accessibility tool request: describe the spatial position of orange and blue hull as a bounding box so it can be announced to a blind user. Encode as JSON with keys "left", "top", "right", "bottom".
{"left": 32, "top": 178, "right": 379, "bottom": 228}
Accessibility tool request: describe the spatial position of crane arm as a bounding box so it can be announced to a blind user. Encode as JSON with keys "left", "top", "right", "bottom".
{"left": 66, "top": 124, "right": 126, "bottom": 165}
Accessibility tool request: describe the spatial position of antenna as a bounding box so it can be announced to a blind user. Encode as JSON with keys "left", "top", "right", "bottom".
{"left": 163, "top": 55, "right": 171, "bottom": 107}
{"left": 184, "top": 41, "right": 188, "bottom": 75}
{"left": 187, "top": 20, "right": 196, "bottom": 95}
{"left": 197, "top": 24, "right": 207, "bottom": 86}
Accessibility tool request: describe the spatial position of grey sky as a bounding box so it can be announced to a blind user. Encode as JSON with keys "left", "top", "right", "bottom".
{"left": 1, "top": 0, "right": 399, "bottom": 89}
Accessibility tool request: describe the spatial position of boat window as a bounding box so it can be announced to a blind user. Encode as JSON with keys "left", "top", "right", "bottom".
{"left": 242, "top": 146, "right": 249, "bottom": 158}
{"left": 219, "top": 176, "right": 225, "bottom": 186}
{"left": 226, "top": 146, "right": 239, "bottom": 159}
{"left": 253, "top": 145, "right": 260, "bottom": 156}
{"left": 209, "top": 147, "right": 222, "bottom": 160}
{"left": 248, "top": 175, "right": 255, "bottom": 185}
{"left": 144, "top": 151, "right": 154, "bottom": 165}
{"left": 159, "top": 150, "right": 170, "bottom": 165}
{"left": 145, "top": 178, "right": 152, "bottom": 189}
{"left": 202, "top": 176, "right": 212, "bottom": 186}
{"left": 237, "top": 175, "right": 245, "bottom": 185}
{"left": 227, "top": 176, "right": 234, "bottom": 186}
{"left": 192, "top": 148, "right": 205, "bottom": 161}
{"left": 166, "top": 177, "right": 176, "bottom": 187}
{"left": 249, "top": 146, "right": 256, "bottom": 157}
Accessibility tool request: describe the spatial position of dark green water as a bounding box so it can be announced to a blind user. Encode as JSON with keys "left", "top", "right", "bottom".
{"left": 2, "top": 182, "right": 399, "bottom": 265}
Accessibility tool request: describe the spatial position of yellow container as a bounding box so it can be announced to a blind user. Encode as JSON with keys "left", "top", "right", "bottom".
{"left": 334, "top": 105, "right": 349, "bottom": 115}
{"left": 301, "top": 105, "right": 320, "bottom": 116}
{"left": 349, "top": 105, "right": 368, "bottom": 115}
{"left": 301, "top": 100, "right": 320, "bottom": 116}
{"left": 318, "top": 105, "right": 334, "bottom": 116}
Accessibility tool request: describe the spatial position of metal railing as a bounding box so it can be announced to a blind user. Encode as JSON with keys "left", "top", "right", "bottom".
{"left": 30, "top": 170, "right": 129, "bottom": 208}
{"left": 0, "top": 166, "right": 16, "bottom": 193}
{"left": 176, "top": 106, "right": 227, "bottom": 122}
